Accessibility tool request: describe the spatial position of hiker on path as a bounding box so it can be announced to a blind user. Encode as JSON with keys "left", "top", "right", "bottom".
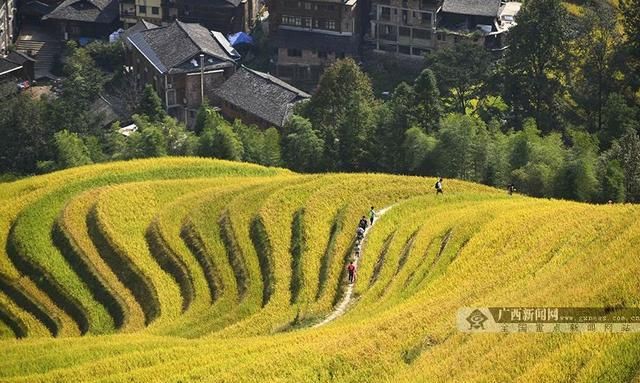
{"left": 435, "top": 178, "right": 444, "bottom": 195}
{"left": 354, "top": 242, "right": 362, "bottom": 258}
{"left": 507, "top": 183, "right": 516, "bottom": 196}
{"left": 359, "top": 216, "right": 368, "bottom": 230}
{"left": 356, "top": 226, "right": 365, "bottom": 241}
{"left": 347, "top": 261, "right": 356, "bottom": 283}
{"left": 369, "top": 206, "right": 376, "bottom": 225}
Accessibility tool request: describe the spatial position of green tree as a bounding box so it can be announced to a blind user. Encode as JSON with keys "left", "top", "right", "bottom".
{"left": 425, "top": 40, "right": 492, "bottom": 114}
{"left": 621, "top": 0, "right": 640, "bottom": 60}
{"left": 262, "top": 127, "right": 282, "bottom": 166}
{"left": 598, "top": 156, "right": 626, "bottom": 202}
{"left": 306, "top": 58, "right": 377, "bottom": 170}
{"left": 554, "top": 130, "right": 599, "bottom": 201}
{"left": 232, "top": 119, "right": 264, "bottom": 163}
{"left": 412, "top": 69, "right": 441, "bottom": 132}
{"left": 375, "top": 82, "right": 416, "bottom": 171}
{"left": 503, "top": 0, "right": 568, "bottom": 130}
{"left": 611, "top": 128, "right": 640, "bottom": 202}
{"left": 402, "top": 126, "right": 436, "bottom": 174}
{"left": 433, "top": 114, "right": 489, "bottom": 181}
{"left": 137, "top": 85, "right": 167, "bottom": 123}
{"left": 599, "top": 93, "right": 639, "bottom": 148}
{"left": 282, "top": 115, "right": 324, "bottom": 172}
{"left": 573, "top": 7, "right": 621, "bottom": 133}
{"left": 0, "top": 85, "right": 51, "bottom": 173}
{"left": 53, "top": 130, "right": 93, "bottom": 169}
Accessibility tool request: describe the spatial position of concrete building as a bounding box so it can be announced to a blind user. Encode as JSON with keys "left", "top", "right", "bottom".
{"left": 269, "top": 0, "right": 361, "bottom": 90}
{"left": 366, "top": 0, "right": 521, "bottom": 58}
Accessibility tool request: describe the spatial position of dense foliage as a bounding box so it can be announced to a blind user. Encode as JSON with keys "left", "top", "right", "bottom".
{"left": 1, "top": 0, "right": 639, "bottom": 204}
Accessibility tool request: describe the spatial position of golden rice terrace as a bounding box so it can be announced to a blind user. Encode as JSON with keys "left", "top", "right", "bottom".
{"left": 0, "top": 158, "right": 638, "bottom": 382}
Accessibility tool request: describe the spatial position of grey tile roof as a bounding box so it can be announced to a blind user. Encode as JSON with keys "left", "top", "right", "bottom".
{"left": 121, "top": 20, "right": 158, "bottom": 48}
{"left": 43, "top": 0, "right": 118, "bottom": 23}
{"left": 441, "top": 0, "right": 501, "bottom": 17}
{"left": 0, "top": 58, "right": 22, "bottom": 77}
{"left": 214, "top": 66, "right": 310, "bottom": 127}
{"left": 273, "top": 29, "right": 358, "bottom": 55}
{"left": 127, "top": 20, "right": 240, "bottom": 74}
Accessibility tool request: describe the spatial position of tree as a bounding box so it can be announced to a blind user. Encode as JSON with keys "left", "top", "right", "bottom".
{"left": 611, "top": 128, "right": 640, "bottom": 202}
{"left": 425, "top": 40, "right": 492, "bottom": 114}
{"left": 262, "top": 128, "right": 282, "bottom": 167}
{"left": 599, "top": 93, "right": 639, "bottom": 148}
{"left": 0, "top": 85, "right": 51, "bottom": 174}
{"left": 305, "top": 59, "right": 377, "bottom": 170}
{"left": 503, "top": 0, "right": 569, "bottom": 130}
{"left": 412, "top": 69, "right": 441, "bottom": 132}
{"left": 137, "top": 85, "right": 167, "bottom": 123}
{"left": 402, "top": 127, "right": 436, "bottom": 174}
{"left": 620, "top": 0, "right": 640, "bottom": 60}
{"left": 433, "top": 114, "right": 489, "bottom": 181}
{"left": 573, "top": 7, "right": 621, "bottom": 133}
{"left": 554, "top": 130, "right": 599, "bottom": 201}
{"left": 375, "top": 82, "right": 416, "bottom": 172}
{"left": 598, "top": 156, "right": 625, "bottom": 203}
{"left": 282, "top": 115, "right": 324, "bottom": 172}
{"left": 53, "top": 130, "right": 93, "bottom": 169}
{"left": 232, "top": 119, "right": 264, "bottom": 164}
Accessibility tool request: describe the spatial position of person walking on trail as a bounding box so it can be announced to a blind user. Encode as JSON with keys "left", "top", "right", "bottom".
{"left": 369, "top": 206, "right": 376, "bottom": 225}
{"left": 356, "top": 226, "right": 365, "bottom": 241}
{"left": 507, "top": 183, "right": 516, "bottom": 196}
{"left": 435, "top": 178, "right": 444, "bottom": 195}
{"left": 359, "top": 215, "right": 368, "bottom": 230}
{"left": 354, "top": 242, "right": 362, "bottom": 258}
{"left": 347, "top": 261, "right": 356, "bottom": 283}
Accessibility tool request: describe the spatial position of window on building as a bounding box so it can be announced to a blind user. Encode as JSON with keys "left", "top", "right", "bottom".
{"left": 421, "top": 12, "right": 431, "bottom": 25}
{"left": 399, "top": 45, "right": 410, "bottom": 54}
{"left": 402, "top": 9, "right": 407, "bottom": 23}
{"left": 138, "top": 5, "right": 146, "bottom": 13}
{"left": 151, "top": 6, "right": 159, "bottom": 14}
{"left": 413, "top": 28, "right": 431, "bottom": 40}
{"left": 327, "top": 4, "right": 335, "bottom": 10}
{"left": 437, "top": 32, "right": 446, "bottom": 41}
{"left": 380, "top": 6, "right": 390, "bottom": 20}
{"left": 399, "top": 26, "right": 410, "bottom": 36}
{"left": 327, "top": 20, "right": 336, "bottom": 30}
{"left": 318, "top": 51, "right": 327, "bottom": 58}
{"left": 303, "top": 1, "right": 311, "bottom": 9}
{"left": 302, "top": 17, "right": 311, "bottom": 27}
{"left": 282, "top": 15, "right": 302, "bottom": 26}
{"left": 287, "top": 48, "right": 302, "bottom": 57}
{"left": 402, "top": 0, "right": 407, "bottom": 7}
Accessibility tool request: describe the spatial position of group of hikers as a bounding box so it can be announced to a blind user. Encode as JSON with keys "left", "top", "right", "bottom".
{"left": 347, "top": 206, "right": 376, "bottom": 284}
{"left": 346, "top": 179, "right": 519, "bottom": 284}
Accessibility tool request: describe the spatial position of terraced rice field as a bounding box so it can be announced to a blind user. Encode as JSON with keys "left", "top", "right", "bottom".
{"left": 0, "top": 157, "right": 639, "bottom": 382}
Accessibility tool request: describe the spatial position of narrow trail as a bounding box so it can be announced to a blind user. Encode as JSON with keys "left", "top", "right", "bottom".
{"left": 313, "top": 205, "right": 394, "bottom": 328}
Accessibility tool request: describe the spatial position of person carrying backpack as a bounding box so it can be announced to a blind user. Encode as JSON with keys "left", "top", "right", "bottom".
{"left": 356, "top": 226, "right": 365, "bottom": 241}
{"left": 507, "top": 183, "right": 516, "bottom": 196}
{"left": 347, "top": 261, "right": 356, "bottom": 283}
{"left": 359, "top": 216, "right": 368, "bottom": 230}
{"left": 435, "top": 178, "right": 443, "bottom": 195}
{"left": 369, "top": 206, "right": 376, "bottom": 225}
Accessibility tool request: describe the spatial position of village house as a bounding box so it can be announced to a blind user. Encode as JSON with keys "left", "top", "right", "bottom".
{"left": 268, "top": 0, "right": 361, "bottom": 90}
{"left": 42, "top": 0, "right": 120, "bottom": 40}
{"left": 212, "top": 65, "right": 310, "bottom": 129}
{"left": 119, "top": 0, "right": 258, "bottom": 35}
{"left": 127, "top": 20, "right": 240, "bottom": 127}
{"left": 367, "top": 0, "right": 521, "bottom": 58}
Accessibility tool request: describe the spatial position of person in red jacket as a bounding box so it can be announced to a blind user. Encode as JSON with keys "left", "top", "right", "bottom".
{"left": 347, "top": 261, "right": 356, "bottom": 283}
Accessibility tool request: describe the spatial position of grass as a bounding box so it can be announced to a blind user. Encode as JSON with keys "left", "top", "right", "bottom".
{"left": 0, "top": 157, "right": 638, "bottom": 382}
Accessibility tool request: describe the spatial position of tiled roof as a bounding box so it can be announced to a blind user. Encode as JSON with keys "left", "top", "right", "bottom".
{"left": 441, "top": 0, "right": 501, "bottom": 17}
{"left": 43, "top": 0, "right": 118, "bottom": 23}
{"left": 214, "top": 66, "right": 310, "bottom": 127}
{"left": 0, "top": 58, "right": 22, "bottom": 77}
{"left": 127, "top": 20, "right": 240, "bottom": 74}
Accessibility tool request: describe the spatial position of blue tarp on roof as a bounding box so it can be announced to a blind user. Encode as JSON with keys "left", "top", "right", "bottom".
{"left": 228, "top": 32, "right": 253, "bottom": 46}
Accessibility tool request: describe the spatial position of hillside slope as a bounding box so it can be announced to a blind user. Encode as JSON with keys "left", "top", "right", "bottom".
{"left": 0, "top": 158, "right": 638, "bottom": 382}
